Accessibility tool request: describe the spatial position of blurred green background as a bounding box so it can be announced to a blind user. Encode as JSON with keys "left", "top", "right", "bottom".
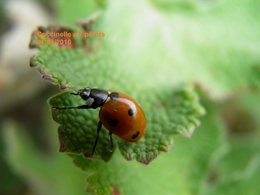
{"left": 0, "top": 0, "right": 260, "bottom": 195}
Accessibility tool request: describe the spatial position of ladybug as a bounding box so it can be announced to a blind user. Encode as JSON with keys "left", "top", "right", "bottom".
{"left": 54, "top": 87, "right": 146, "bottom": 155}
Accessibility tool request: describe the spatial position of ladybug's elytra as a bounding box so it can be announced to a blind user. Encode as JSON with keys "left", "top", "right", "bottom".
{"left": 54, "top": 88, "right": 146, "bottom": 155}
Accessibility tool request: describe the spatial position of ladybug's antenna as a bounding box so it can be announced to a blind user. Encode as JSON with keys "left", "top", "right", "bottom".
{"left": 70, "top": 92, "right": 79, "bottom": 95}
{"left": 70, "top": 89, "right": 81, "bottom": 95}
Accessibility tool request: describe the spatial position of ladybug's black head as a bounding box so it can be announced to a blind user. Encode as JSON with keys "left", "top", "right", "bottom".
{"left": 71, "top": 88, "right": 109, "bottom": 109}
{"left": 72, "top": 88, "right": 91, "bottom": 100}
{"left": 79, "top": 88, "right": 91, "bottom": 100}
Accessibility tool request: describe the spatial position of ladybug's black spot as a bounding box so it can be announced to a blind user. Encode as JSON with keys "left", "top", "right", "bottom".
{"left": 131, "top": 131, "right": 140, "bottom": 139}
{"left": 110, "top": 92, "right": 119, "bottom": 100}
{"left": 109, "top": 119, "right": 119, "bottom": 127}
{"left": 128, "top": 108, "right": 134, "bottom": 116}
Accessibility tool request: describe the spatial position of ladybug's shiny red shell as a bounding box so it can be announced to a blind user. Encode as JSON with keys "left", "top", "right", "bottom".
{"left": 99, "top": 92, "right": 146, "bottom": 142}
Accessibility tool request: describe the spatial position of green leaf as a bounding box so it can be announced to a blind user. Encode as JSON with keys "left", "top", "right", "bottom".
{"left": 49, "top": 86, "right": 205, "bottom": 163}
{"left": 30, "top": 23, "right": 205, "bottom": 163}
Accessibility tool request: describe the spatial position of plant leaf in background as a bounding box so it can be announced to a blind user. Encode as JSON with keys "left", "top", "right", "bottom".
{"left": 201, "top": 93, "right": 260, "bottom": 195}
{"left": 2, "top": 120, "right": 87, "bottom": 195}
{"left": 99, "top": 0, "right": 260, "bottom": 96}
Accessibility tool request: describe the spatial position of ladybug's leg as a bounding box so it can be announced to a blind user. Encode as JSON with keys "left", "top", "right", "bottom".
{"left": 92, "top": 121, "right": 102, "bottom": 155}
{"left": 109, "top": 132, "right": 114, "bottom": 151}
{"left": 53, "top": 105, "right": 92, "bottom": 110}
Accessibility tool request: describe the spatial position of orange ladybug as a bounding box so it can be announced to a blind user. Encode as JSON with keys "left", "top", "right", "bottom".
{"left": 54, "top": 87, "right": 146, "bottom": 155}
